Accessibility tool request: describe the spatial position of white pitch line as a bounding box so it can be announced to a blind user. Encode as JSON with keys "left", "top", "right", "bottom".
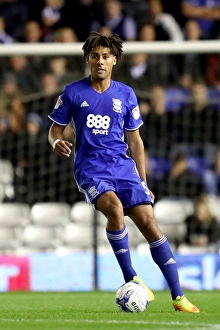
{"left": 0, "top": 319, "right": 219, "bottom": 329}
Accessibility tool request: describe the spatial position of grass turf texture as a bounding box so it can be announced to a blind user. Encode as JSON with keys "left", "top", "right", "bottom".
{"left": 0, "top": 291, "right": 219, "bottom": 330}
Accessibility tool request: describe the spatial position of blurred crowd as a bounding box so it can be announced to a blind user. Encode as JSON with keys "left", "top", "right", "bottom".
{"left": 0, "top": 0, "right": 220, "bottom": 211}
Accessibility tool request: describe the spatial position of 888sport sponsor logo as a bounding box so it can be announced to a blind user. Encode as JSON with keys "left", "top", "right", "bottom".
{"left": 86, "top": 114, "right": 110, "bottom": 135}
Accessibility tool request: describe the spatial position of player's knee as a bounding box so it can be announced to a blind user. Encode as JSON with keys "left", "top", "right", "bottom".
{"left": 107, "top": 203, "right": 124, "bottom": 219}
{"left": 104, "top": 203, "right": 125, "bottom": 230}
{"left": 96, "top": 191, "right": 123, "bottom": 217}
{"left": 138, "top": 215, "right": 159, "bottom": 233}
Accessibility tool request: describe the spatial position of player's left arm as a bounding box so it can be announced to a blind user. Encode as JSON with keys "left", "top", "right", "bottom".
{"left": 126, "top": 129, "right": 146, "bottom": 181}
{"left": 126, "top": 129, "right": 155, "bottom": 201}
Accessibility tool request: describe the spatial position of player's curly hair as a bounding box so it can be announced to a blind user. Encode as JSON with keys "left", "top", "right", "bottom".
{"left": 82, "top": 31, "right": 123, "bottom": 61}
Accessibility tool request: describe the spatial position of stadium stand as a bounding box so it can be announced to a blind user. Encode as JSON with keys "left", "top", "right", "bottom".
{"left": 177, "top": 243, "right": 217, "bottom": 255}
{"left": 18, "top": 224, "right": 61, "bottom": 253}
{"left": 153, "top": 198, "right": 194, "bottom": 247}
{"left": 0, "top": 0, "right": 219, "bottom": 255}
{"left": 0, "top": 202, "right": 30, "bottom": 227}
{"left": 70, "top": 201, "right": 96, "bottom": 225}
{"left": 30, "top": 202, "right": 71, "bottom": 226}
{"left": 0, "top": 227, "right": 19, "bottom": 254}
{"left": 0, "top": 159, "right": 15, "bottom": 201}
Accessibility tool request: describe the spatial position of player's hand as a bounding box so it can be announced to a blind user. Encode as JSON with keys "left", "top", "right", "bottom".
{"left": 53, "top": 140, "right": 72, "bottom": 157}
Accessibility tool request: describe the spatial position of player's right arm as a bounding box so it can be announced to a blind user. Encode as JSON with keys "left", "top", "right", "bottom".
{"left": 48, "top": 122, "right": 72, "bottom": 158}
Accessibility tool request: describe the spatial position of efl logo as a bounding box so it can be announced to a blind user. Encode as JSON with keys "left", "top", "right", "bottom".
{"left": 132, "top": 106, "right": 140, "bottom": 120}
{"left": 54, "top": 96, "right": 63, "bottom": 109}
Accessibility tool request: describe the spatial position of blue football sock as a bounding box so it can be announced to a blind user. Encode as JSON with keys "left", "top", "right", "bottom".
{"left": 150, "top": 235, "right": 183, "bottom": 300}
{"left": 106, "top": 225, "right": 137, "bottom": 282}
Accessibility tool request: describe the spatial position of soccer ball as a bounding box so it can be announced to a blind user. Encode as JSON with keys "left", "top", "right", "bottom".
{"left": 115, "top": 281, "right": 149, "bottom": 312}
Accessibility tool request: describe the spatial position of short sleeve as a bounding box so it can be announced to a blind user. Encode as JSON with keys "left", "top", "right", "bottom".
{"left": 123, "top": 88, "right": 143, "bottom": 130}
{"left": 48, "top": 86, "right": 72, "bottom": 126}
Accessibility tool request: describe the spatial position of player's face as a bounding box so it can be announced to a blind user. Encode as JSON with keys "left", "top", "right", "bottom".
{"left": 87, "top": 46, "right": 116, "bottom": 81}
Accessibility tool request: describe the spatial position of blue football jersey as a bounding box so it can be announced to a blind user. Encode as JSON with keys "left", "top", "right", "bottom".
{"left": 48, "top": 76, "right": 143, "bottom": 186}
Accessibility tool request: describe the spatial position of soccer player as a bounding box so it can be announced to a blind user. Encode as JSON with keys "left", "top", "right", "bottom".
{"left": 48, "top": 32, "right": 199, "bottom": 313}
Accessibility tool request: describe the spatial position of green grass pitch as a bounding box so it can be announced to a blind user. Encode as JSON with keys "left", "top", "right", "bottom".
{"left": 0, "top": 291, "right": 219, "bottom": 330}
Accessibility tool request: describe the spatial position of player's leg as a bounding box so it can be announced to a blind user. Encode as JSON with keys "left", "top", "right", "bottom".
{"left": 128, "top": 204, "right": 184, "bottom": 299}
{"left": 127, "top": 204, "right": 200, "bottom": 312}
{"left": 96, "top": 191, "right": 137, "bottom": 282}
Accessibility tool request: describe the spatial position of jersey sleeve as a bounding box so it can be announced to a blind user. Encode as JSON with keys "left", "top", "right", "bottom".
{"left": 48, "top": 86, "right": 71, "bottom": 126}
{"left": 123, "top": 88, "right": 143, "bottom": 130}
